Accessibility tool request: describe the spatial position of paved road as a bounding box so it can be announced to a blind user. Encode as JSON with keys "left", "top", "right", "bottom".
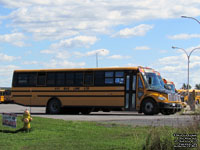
{"left": 0, "top": 104, "right": 198, "bottom": 127}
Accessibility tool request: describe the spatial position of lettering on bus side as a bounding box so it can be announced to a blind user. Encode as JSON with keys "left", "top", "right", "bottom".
{"left": 84, "top": 87, "right": 89, "bottom": 90}
{"left": 55, "top": 87, "right": 60, "bottom": 90}
{"left": 73, "top": 87, "right": 80, "bottom": 91}
{"left": 64, "top": 87, "right": 70, "bottom": 91}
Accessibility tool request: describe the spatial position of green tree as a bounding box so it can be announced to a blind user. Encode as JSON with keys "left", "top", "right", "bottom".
{"left": 195, "top": 83, "right": 200, "bottom": 89}
{"left": 181, "top": 83, "right": 191, "bottom": 89}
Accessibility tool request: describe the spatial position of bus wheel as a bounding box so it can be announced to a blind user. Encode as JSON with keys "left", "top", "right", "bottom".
{"left": 142, "top": 99, "right": 158, "bottom": 115}
{"left": 46, "top": 99, "right": 61, "bottom": 114}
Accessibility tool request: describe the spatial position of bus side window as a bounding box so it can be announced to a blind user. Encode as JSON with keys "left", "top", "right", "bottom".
{"left": 66, "top": 72, "right": 74, "bottom": 86}
{"left": 29, "top": 73, "right": 37, "bottom": 86}
{"left": 74, "top": 72, "right": 83, "bottom": 86}
{"left": 18, "top": 73, "right": 29, "bottom": 86}
{"left": 46, "top": 72, "right": 55, "bottom": 86}
{"left": 13, "top": 73, "right": 36, "bottom": 87}
{"left": 56, "top": 72, "right": 65, "bottom": 86}
{"left": 115, "top": 71, "right": 124, "bottom": 84}
{"left": 84, "top": 72, "right": 93, "bottom": 86}
{"left": 105, "top": 71, "right": 114, "bottom": 84}
{"left": 37, "top": 72, "right": 46, "bottom": 86}
{"left": 94, "top": 71, "right": 104, "bottom": 86}
{"left": 13, "top": 73, "right": 18, "bottom": 87}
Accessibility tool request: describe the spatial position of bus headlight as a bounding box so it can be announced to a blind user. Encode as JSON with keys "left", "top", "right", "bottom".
{"left": 158, "top": 96, "right": 166, "bottom": 101}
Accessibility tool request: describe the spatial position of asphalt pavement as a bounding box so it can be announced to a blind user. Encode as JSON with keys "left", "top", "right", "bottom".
{"left": 0, "top": 104, "right": 198, "bottom": 127}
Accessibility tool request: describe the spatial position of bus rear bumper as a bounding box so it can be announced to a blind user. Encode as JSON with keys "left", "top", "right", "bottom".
{"left": 158, "top": 102, "right": 182, "bottom": 112}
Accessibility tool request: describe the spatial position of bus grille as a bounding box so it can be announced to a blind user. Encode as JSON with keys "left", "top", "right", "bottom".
{"left": 168, "top": 93, "right": 181, "bottom": 102}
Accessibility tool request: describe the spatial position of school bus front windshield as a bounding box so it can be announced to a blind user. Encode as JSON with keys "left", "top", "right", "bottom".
{"left": 143, "top": 72, "right": 165, "bottom": 91}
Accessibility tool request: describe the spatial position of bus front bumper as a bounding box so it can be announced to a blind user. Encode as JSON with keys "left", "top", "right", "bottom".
{"left": 158, "top": 102, "right": 182, "bottom": 112}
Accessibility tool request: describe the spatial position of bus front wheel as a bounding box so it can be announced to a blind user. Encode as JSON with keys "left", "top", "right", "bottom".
{"left": 46, "top": 99, "right": 61, "bottom": 114}
{"left": 142, "top": 99, "right": 158, "bottom": 115}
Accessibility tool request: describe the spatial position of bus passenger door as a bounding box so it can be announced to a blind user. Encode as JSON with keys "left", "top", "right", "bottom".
{"left": 136, "top": 74, "right": 145, "bottom": 108}
{"left": 125, "top": 73, "right": 137, "bottom": 111}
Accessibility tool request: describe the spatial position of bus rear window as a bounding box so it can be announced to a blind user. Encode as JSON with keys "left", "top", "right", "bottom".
{"left": 13, "top": 72, "right": 37, "bottom": 87}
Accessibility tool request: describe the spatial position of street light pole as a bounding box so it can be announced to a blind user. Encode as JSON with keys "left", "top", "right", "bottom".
{"left": 96, "top": 49, "right": 105, "bottom": 68}
{"left": 96, "top": 52, "right": 98, "bottom": 68}
{"left": 181, "top": 16, "right": 200, "bottom": 24}
{"left": 172, "top": 46, "right": 200, "bottom": 97}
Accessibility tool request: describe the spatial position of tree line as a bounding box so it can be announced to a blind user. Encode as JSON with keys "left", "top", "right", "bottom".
{"left": 181, "top": 83, "right": 200, "bottom": 89}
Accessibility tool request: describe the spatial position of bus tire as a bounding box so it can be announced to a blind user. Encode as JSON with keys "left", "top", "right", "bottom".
{"left": 142, "top": 99, "right": 158, "bottom": 115}
{"left": 46, "top": 99, "right": 62, "bottom": 114}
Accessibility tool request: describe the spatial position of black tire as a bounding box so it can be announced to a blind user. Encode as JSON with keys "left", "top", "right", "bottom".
{"left": 46, "top": 99, "right": 61, "bottom": 114}
{"left": 142, "top": 99, "right": 158, "bottom": 115}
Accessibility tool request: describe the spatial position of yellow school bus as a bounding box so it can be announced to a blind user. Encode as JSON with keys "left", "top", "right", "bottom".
{"left": 154, "top": 72, "right": 184, "bottom": 109}
{"left": 0, "top": 90, "right": 5, "bottom": 103}
{"left": 178, "top": 89, "right": 200, "bottom": 104}
{"left": 11, "top": 67, "right": 182, "bottom": 115}
{"left": 195, "top": 90, "right": 200, "bottom": 104}
{"left": 0, "top": 89, "right": 11, "bottom": 103}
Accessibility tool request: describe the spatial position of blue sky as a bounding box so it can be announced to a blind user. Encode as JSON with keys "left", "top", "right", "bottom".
{"left": 0, "top": 0, "right": 200, "bottom": 88}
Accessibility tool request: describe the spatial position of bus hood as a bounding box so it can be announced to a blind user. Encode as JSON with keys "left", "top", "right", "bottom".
{"left": 147, "top": 87, "right": 170, "bottom": 95}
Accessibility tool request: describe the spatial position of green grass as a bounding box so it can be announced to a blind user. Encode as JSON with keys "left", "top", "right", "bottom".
{"left": 0, "top": 115, "right": 199, "bottom": 150}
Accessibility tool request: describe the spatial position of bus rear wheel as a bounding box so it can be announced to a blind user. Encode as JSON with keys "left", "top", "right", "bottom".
{"left": 46, "top": 99, "right": 61, "bottom": 114}
{"left": 142, "top": 99, "right": 158, "bottom": 115}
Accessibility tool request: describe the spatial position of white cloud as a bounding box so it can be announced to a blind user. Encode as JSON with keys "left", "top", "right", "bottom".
{"left": 168, "top": 33, "right": 200, "bottom": 40}
{"left": 0, "top": 53, "right": 19, "bottom": 62}
{"left": 40, "top": 49, "right": 54, "bottom": 54}
{"left": 55, "top": 51, "right": 71, "bottom": 59}
{"left": 2, "top": 1, "right": 200, "bottom": 40}
{"left": 0, "top": 33, "right": 26, "bottom": 47}
{"left": 134, "top": 46, "right": 151, "bottom": 50}
{"left": 40, "top": 35, "right": 98, "bottom": 56}
{"left": 74, "top": 49, "right": 109, "bottom": 57}
{"left": 127, "top": 63, "right": 137, "bottom": 67}
{"left": 0, "top": 65, "right": 19, "bottom": 87}
{"left": 107, "top": 55, "right": 131, "bottom": 59}
{"left": 51, "top": 36, "right": 98, "bottom": 50}
{"left": 86, "top": 49, "right": 109, "bottom": 57}
{"left": 112, "top": 24, "right": 153, "bottom": 38}
{"left": 153, "top": 51, "right": 200, "bottom": 89}
{"left": 43, "top": 59, "right": 85, "bottom": 68}
{"left": 22, "top": 61, "right": 38, "bottom": 65}
{"left": 0, "top": 65, "right": 19, "bottom": 76}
